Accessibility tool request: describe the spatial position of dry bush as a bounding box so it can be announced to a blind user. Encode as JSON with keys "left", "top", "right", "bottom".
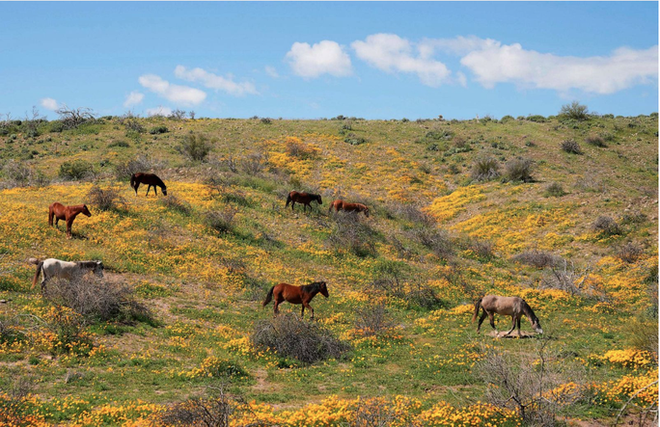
{"left": 370, "top": 262, "right": 445, "bottom": 310}
{"left": 87, "top": 185, "right": 125, "bottom": 212}
{"left": 114, "top": 154, "right": 163, "bottom": 181}
{"left": 205, "top": 208, "right": 238, "bottom": 234}
{"left": 407, "top": 227, "right": 453, "bottom": 260}
{"left": 592, "top": 216, "right": 621, "bottom": 236}
{"left": 561, "top": 139, "right": 583, "bottom": 154}
{"left": 45, "top": 276, "right": 152, "bottom": 324}
{"left": 390, "top": 203, "right": 433, "bottom": 225}
{"left": 1, "top": 160, "right": 49, "bottom": 189}
{"left": 620, "top": 211, "right": 647, "bottom": 226}
{"left": 540, "top": 260, "right": 602, "bottom": 300}
{"left": 471, "top": 157, "right": 500, "bottom": 182}
{"left": 354, "top": 304, "right": 395, "bottom": 337}
{"left": 615, "top": 242, "right": 644, "bottom": 264}
{"left": 285, "top": 139, "right": 318, "bottom": 159}
{"left": 476, "top": 342, "right": 586, "bottom": 426}
{"left": 544, "top": 182, "right": 566, "bottom": 198}
{"left": 348, "top": 398, "right": 409, "bottom": 427}
{"left": 159, "top": 194, "right": 192, "bottom": 215}
{"left": 512, "top": 250, "right": 562, "bottom": 269}
{"left": 56, "top": 106, "right": 95, "bottom": 129}
{"left": 504, "top": 158, "right": 534, "bottom": 182}
{"left": 251, "top": 313, "right": 350, "bottom": 364}
{"left": 240, "top": 153, "right": 266, "bottom": 176}
{"left": 461, "top": 237, "right": 495, "bottom": 259}
{"left": 158, "top": 386, "right": 259, "bottom": 427}
{"left": 178, "top": 133, "right": 213, "bottom": 162}
{"left": 327, "top": 213, "right": 377, "bottom": 258}
{"left": 585, "top": 135, "right": 606, "bottom": 147}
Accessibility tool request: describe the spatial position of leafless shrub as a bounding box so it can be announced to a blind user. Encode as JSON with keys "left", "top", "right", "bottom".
{"left": 348, "top": 398, "right": 409, "bottom": 427}
{"left": 159, "top": 194, "right": 192, "bottom": 215}
{"left": 87, "top": 185, "right": 125, "bottom": 211}
{"left": 544, "top": 182, "right": 566, "bottom": 198}
{"left": 462, "top": 237, "right": 495, "bottom": 259}
{"left": 56, "top": 106, "right": 95, "bottom": 129}
{"left": 620, "top": 211, "right": 647, "bottom": 226}
{"left": 574, "top": 173, "right": 607, "bottom": 194}
{"left": 159, "top": 385, "right": 262, "bottom": 427}
{"left": 471, "top": 157, "right": 500, "bottom": 182}
{"left": 390, "top": 203, "right": 433, "bottom": 225}
{"left": 120, "top": 113, "right": 145, "bottom": 134}
{"left": 585, "top": 135, "right": 606, "bottom": 147}
{"left": 354, "top": 304, "right": 394, "bottom": 337}
{"left": 592, "top": 216, "right": 621, "bottom": 236}
{"left": 1, "top": 160, "right": 49, "bottom": 189}
{"left": 407, "top": 227, "right": 453, "bottom": 259}
{"left": 615, "top": 242, "right": 644, "bottom": 264}
{"left": 512, "top": 250, "right": 562, "bottom": 269}
{"left": 540, "top": 260, "right": 600, "bottom": 299}
{"left": 45, "top": 276, "right": 151, "bottom": 324}
{"left": 476, "top": 342, "right": 586, "bottom": 426}
{"left": 370, "top": 262, "right": 445, "bottom": 310}
{"left": 251, "top": 313, "right": 350, "bottom": 364}
{"left": 114, "top": 154, "right": 163, "bottom": 181}
{"left": 168, "top": 109, "right": 187, "bottom": 120}
{"left": 241, "top": 153, "right": 266, "bottom": 176}
{"left": 285, "top": 139, "right": 318, "bottom": 159}
{"left": 327, "top": 213, "right": 377, "bottom": 258}
{"left": 204, "top": 208, "right": 238, "bottom": 234}
{"left": 561, "top": 139, "right": 583, "bottom": 154}
{"left": 504, "top": 158, "right": 534, "bottom": 182}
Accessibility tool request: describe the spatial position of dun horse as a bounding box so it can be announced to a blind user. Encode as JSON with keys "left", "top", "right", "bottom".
{"left": 48, "top": 203, "right": 91, "bottom": 239}
{"left": 285, "top": 191, "right": 322, "bottom": 212}
{"left": 262, "top": 281, "right": 329, "bottom": 320}
{"left": 29, "top": 258, "right": 104, "bottom": 293}
{"left": 328, "top": 200, "right": 370, "bottom": 217}
{"left": 473, "top": 295, "right": 543, "bottom": 336}
{"left": 130, "top": 173, "right": 168, "bottom": 196}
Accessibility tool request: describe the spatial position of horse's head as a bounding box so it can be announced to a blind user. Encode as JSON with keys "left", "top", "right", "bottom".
{"left": 363, "top": 206, "right": 370, "bottom": 217}
{"left": 532, "top": 318, "right": 543, "bottom": 334}
{"left": 319, "top": 281, "right": 329, "bottom": 298}
{"left": 82, "top": 205, "right": 92, "bottom": 217}
{"left": 316, "top": 195, "right": 323, "bottom": 205}
{"left": 94, "top": 261, "right": 104, "bottom": 278}
{"left": 162, "top": 187, "right": 168, "bottom": 196}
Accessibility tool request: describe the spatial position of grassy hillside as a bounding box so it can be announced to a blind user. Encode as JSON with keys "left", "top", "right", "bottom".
{"left": 0, "top": 113, "right": 657, "bottom": 426}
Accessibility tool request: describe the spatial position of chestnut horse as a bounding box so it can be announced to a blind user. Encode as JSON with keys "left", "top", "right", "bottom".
{"left": 285, "top": 191, "right": 322, "bottom": 212}
{"left": 473, "top": 295, "right": 543, "bottom": 336}
{"left": 262, "top": 281, "right": 329, "bottom": 320}
{"left": 328, "top": 200, "right": 370, "bottom": 217}
{"left": 48, "top": 203, "right": 91, "bottom": 239}
{"left": 130, "top": 173, "right": 167, "bottom": 196}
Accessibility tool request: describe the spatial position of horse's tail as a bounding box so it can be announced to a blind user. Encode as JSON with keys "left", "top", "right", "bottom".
{"left": 262, "top": 286, "right": 275, "bottom": 307}
{"left": 472, "top": 297, "right": 483, "bottom": 322}
{"left": 285, "top": 193, "right": 292, "bottom": 208}
{"left": 31, "top": 260, "right": 44, "bottom": 289}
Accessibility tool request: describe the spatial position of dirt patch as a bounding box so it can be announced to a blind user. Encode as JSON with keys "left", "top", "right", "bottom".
{"left": 488, "top": 330, "right": 538, "bottom": 339}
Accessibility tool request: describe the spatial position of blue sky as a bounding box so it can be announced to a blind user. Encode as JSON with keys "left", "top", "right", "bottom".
{"left": 0, "top": 2, "right": 657, "bottom": 120}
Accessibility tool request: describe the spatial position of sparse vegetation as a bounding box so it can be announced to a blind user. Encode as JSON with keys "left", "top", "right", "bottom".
{"left": 561, "top": 139, "right": 583, "bottom": 154}
{"left": 560, "top": 101, "right": 589, "bottom": 121}
{"left": 178, "top": 133, "right": 213, "bottom": 162}
{"left": 470, "top": 156, "right": 500, "bottom": 181}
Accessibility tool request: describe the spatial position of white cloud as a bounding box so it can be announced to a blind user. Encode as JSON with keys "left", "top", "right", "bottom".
{"left": 174, "top": 65, "right": 258, "bottom": 96}
{"left": 265, "top": 65, "right": 279, "bottom": 78}
{"left": 40, "top": 97, "right": 59, "bottom": 111}
{"left": 286, "top": 40, "right": 352, "bottom": 78}
{"left": 457, "top": 39, "right": 658, "bottom": 94}
{"left": 138, "top": 74, "right": 206, "bottom": 106}
{"left": 352, "top": 33, "right": 451, "bottom": 87}
{"left": 146, "top": 106, "right": 172, "bottom": 117}
{"left": 123, "top": 91, "right": 144, "bottom": 108}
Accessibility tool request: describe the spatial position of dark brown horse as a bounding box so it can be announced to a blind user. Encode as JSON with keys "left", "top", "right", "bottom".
{"left": 285, "top": 191, "right": 322, "bottom": 212}
{"left": 328, "top": 200, "right": 370, "bottom": 217}
{"left": 473, "top": 295, "right": 543, "bottom": 336}
{"left": 130, "top": 173, "right": 167, "bottom": 196}
{"left": 48, "top": 203, "right": 91, "bottom": 239}
{"left": 262, "top": 281, "right": 329, "bottom": 319}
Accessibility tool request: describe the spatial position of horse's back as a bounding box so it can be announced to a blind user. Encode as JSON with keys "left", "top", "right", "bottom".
{"left": 274, "top": 283, "right": 303, "bottom": 303}
{"left": 481, "top": 295, "right": 522, "bottom": 315}
{"left": 42, "top": 258, "right": 77, "bottom": 279}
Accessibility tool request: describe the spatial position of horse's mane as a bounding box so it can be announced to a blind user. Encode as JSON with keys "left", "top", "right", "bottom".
{"left": 76, "top": 261, "right": 100, "bottom": 269}
{"left": 152, "top": 174, "right": 166, "bottom": 188}
{"left": 302, "top": 281, "right": 324, "bottom": 293}
{"left": 520, "top": 299, "right": 538, "bottom": 321}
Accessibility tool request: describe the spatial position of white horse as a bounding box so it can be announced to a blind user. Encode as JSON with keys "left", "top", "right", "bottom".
{"left": 29, "top": 258, "right": 104, "bottom": 293}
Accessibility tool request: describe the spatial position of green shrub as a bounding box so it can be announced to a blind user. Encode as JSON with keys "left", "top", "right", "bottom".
{"left": 526, "top": 115, "right": 546, "bottom": 123}
{"left": 592, "top": 216, "right": 620, "bottom": 236}
{"left": 58, "top": 160, "right": 95, "bottom": 180}
{"left": 470, "top": 157, "right": 500, "bottom": 182}
{"left": 178, "top": 133, "right": 213, "bottom": 162}
{"left": 561, "top": 139, "right": 583, "bottom": 154}
{"left": 544, "top": 182, "right": 567, "bottom": 197}
{"left": 559, "top": 101, "right": 589, "bottom": 121}
{"left": 108, "top": 140, "right": 130, "bottom": 148}
{"left": 149, "top": 126, "right": 168, "bottom": 135}
{"left": 504, "top": 158, "right": 534, "bottom": 182}
{"left": 87, "top": 186, "right": 125, "bottom": 212}
{"left": 344, "top": 133, "right": 367, "bottom": 146}
{"left": 585, "top": 135, "right": 606, "bottom": 147}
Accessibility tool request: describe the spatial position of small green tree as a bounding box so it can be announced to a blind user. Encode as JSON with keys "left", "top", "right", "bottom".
{"left": 559, "top": 101, "right": 589, "bottom": 121}
{"left": 178, "top": 133, "right": 213, "bottom": 162}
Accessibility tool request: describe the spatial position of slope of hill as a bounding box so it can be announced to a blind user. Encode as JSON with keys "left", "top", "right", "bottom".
{"left": 0, "top": 113, "right": 657, "bottom": 425}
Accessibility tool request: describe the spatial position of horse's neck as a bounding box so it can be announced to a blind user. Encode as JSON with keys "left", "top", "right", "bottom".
{"left": 70, "top": 205, "right": 86, "bottom": 215}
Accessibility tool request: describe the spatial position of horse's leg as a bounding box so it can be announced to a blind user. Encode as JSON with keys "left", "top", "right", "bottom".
{"left": 146, "top": 185, "right": 151, "bottom": 196}
{"left": 504, "top": 315, "right": 516, "bottom": 336}
{"left": 488, "top": 312, "right": 496, "bottom": 331}
{"left": 134, "top": 182, "right": 140, "bottom": 195}
{"left": 306, "top": 303, "right": 314, "bottom": 320}
{"left": 517, "top": 317, "right": 522, "bottom": 336}
{"left": 154, "top": 186, "right": 158, "bottom": 196}
{"left": 291, "top": 201, "right": 295, "bottom": 211}
{"left": 48, "top": 210, "right": 53, "bottom": 227}
{"left": 477, "top": 310, "right": 487, "bottom": 333}
{"left": 66, "top": 218, "right": 74, "bottom": 239}
{"left": 300, "top": 305, "right": 305, "bottom": 319}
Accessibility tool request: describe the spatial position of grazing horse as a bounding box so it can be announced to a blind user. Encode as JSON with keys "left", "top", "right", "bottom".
{"left": 473, "top": 295, "right": 543, "bottom": 336}
{"left": 262, "top": 281, "right": 329, "bottom": 320}
{"left": 29, "top": 258, "right": 104, "bottom": 293}
{"left": 328, "top": 200, "right": 370, "bottom": 217}
{"left": 130, "top": 173, "right": 167, "bottom": 196}
{"left": 48, "top": 203, "right": 91, "bottom": 239}
{"left": 285, "top": 191, "right": 322, "bottom": 212}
